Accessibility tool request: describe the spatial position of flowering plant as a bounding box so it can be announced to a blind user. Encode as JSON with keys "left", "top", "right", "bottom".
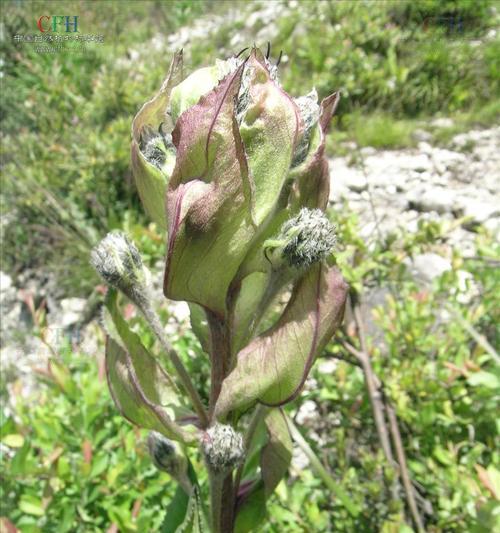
{"left": 92, "top": 46, "right": 347, "bottom": 533}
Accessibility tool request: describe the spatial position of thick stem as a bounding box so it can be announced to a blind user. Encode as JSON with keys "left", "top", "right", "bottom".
{"left": 209, "top": 471, "right": 235, "bottom": 533}
{"left": 207, "top": 311, "right": 232, "bottom": 421}
{"left": 140, "top": 303, "right": 209, "bottom": 428}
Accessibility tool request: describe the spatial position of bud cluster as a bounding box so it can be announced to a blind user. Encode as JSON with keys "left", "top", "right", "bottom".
{"left": 201, "top": 423, "right": 244, "bottom": 475}
{"left": 147, "top": 432, "right": 190, "bottom": 490}
{"left": 292, "top": 90, "right": 320, "bottom": 166}
{"left": 90, "top": 231, "right": 150, "bottom": 305}
{"left": 265, "top": 208, "right": 337, "bottom": 270}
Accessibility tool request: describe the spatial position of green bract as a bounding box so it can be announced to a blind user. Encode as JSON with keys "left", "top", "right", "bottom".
{"left": 132, "top": 48, "right": 341, "bottom": 318}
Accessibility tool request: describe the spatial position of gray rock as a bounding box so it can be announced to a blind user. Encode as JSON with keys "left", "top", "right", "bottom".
{"left": 56, "top": 298, "right": 87, "bottom": 328}
{"left": 0, "top": 271, "right": 12, "bottom": 292}
{"left": 461, "top": 199, "right": 499, "bottom": 228}
{"left": 407, "top": 187, "right": 458, "bottom": 214}
{"left": 406, "top": 253, "right": 452, "bottom": 283}
{"left": 414, "top": 130, "right": 433, "bottom": 143}
{"left": 431, "top": 117, "right": 454, "bottom": 128}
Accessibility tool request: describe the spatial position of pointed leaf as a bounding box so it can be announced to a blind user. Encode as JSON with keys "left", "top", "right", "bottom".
{"left": 104, "top": 290, "right": 198, "bottom": 444}
{"left": 189, "top": 303, "right": 210, "bottom": 353}
{"left": 289, "top": 92, "right": 340, "bottom": 210}
{"left": 162, "top": 486, "right": 208, "bottom": 533}
{"left": 161, "top": 460, "right": 204, "bottom": 533}
{"left": 233, "top": 93, "right": 339, "bottom": 281}
{"left": 164, "top": 64, "right": 256, "bottom": 316}
{"left": 131, "top": 51, "right": 183, "bottom": 227}
{"left": 230, "top": 272, "right": 268, "bottom": 354}
{"left": 161, "top": 485, "right": 190, "bottom": 533}
{"left": 105, "top": 338, "right": 196, "bottom": 444}
{"left": 170, "top": 65, "right": 221, "bottom": 124}
{"left": 215, "top": 265, "right": 348, "bottom": 417}
{"left": 239, "top": 50, "right": 301, "bottom": 226}
{"left": 234, "top": 481, "right": 267, "bottom": 533}
{"left": 261, "top": 409, "right": 292, "bottom": 496}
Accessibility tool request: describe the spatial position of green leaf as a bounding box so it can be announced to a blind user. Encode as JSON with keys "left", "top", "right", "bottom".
{"left": 170, "top": 65, "right": 220, "bottom": 124}
{"left": 234, "top": 481, "right": 267, "bottom": 533}
{"left": 161, "top": 485, "right": 190, "bottom": 533}
{"left": 234, "top": 408, "right": 292, "bottom": 532}
{"left": 164, "top": 63, "right": 255, "bottom": 316}
{"left": 19, "top": 495, "right": 44, "bottom": 517}
{"left": 239, "top": 50, "right": 300, "bottom": 227}
{"left": 104, "top": 290, "right": 198, "bottom": 444}
{"left": 286, "top": 415, "right": 360, "bottom": 518}
{"left": 161, "top": 461, "right": 204, "bottom": 533}
{"left": 231, "top": 272, "right": 268, "bottom": 353}
{"left": 215, "top": 265, "right": 348, "bottom": 417}
{"left": 161, "top": 486, "right": 208, "bottom": 533}
{"left": 261, "top": 409, "right": 292, "bottom": 496}
{"left": 90, "top": 453, "right": 109, "bottom": 478}
{"left": 289, "top": 92, "right": 340, "bottom": 211}
{"left": 2, "top": 433, "right": 25, "bottom": 448}
{"left": 131, "top": 51, "right": 183, "bottom": 228}
{"left": 188, "top": 303, "right": 210, "bottom": 353}
{"left": 467, "top": 371, "right": 500, "bottom": 389}
{"left": 48, "top": 358, "right": 77, "bottom": 398}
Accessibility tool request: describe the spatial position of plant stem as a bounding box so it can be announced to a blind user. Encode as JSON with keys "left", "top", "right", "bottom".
{"left": 387, "top": 405, "right": 426, "bottom": 533}
{"left": 209, "top": 471, "right": 235, "bottom": 533}
{"left": 348, "top": 301, "right": 426, "bottom": 529}
{"left": 209, "top": 472, "right": 224, "bottom": 533}
{"left": 141, "top": 303, "right": 209, "bottom": 428}
{"left": 206, "top": 311, "right": 233, "bottom": 421}
{"left": 446, "top": 305, "right": 500, "bottom": 364}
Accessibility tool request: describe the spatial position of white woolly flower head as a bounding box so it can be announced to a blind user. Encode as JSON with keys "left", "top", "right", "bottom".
{"left": 201, "top": 423, "right": 244, "bottom": 475}
{"left": 265, "top": 208, "right": 336, "bottom": 269}
{"left": 147, "top": 432, "right": 190, "bottom": 490}
{"left": 90, "top": 231, "right": 150, "bottom": 304}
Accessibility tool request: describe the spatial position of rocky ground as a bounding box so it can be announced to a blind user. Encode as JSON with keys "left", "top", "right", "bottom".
{"left": 329, "top": 125, "right": 499, "bottom": 252}
{"left": 2, "top": 125, "right": 498, "bottom": 404}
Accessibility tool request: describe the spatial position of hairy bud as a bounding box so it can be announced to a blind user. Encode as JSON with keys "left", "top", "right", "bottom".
{"left": 201, "top": 423, "right": 244, "bottom": 475}
{"left": 292, "top": 90, "right": 320, "bottom": 167}
{"left": 265, "top": 208, "right": 336, "bottom": 269}
{"left": 90, "top": 231, "right": 150, "bottom": 305}
{"left": 147, "top": 432, "right": 191, "bottom": 491}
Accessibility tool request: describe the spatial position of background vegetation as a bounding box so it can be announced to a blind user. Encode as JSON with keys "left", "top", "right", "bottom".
{"left": 1, "top": 1, "right": 499, "bottom": 532}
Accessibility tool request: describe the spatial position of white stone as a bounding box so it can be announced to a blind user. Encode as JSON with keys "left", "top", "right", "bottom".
{"left": 406, "top": 253, "right": 452, "bottom": 283}
{"left": 462, "top": 199, "right": 499, "bottom": 226}
{"left": 295, "top": 400, "right": 319, "bottom": 425}
{"left": 0, "top": 271, "right": 12, "bottom": 292}
{"left": 55, "top": 298, "right": 86, "bottom": 328}
{"left": 318, "top": 359, "right": 337, "bottom": 374}
{"left": 407, "top": 187, "right": 457, "bottom": 214}
{"left": 431, "top": 117, "right": 454, "bottom": 128}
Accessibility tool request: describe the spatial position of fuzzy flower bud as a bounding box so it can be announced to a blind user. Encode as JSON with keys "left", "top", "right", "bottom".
{"left": 265, "top": 208, "right": 336, "bottom": 269}
{"left": 90, "top": 231, "right": 150, "bottom": 305}
{"left": 201, "top": 423, "right": 244, "bottom": 475}
{"left": 292, "top": 89, "right": 320, "bottom": 167}
{"left": 147, "top": 432, "right": 191, "bottom": 491}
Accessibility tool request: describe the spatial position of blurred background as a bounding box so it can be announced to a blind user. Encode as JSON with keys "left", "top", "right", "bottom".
{"left": 1, "top": 1, "right": 499, "bottom": 532}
